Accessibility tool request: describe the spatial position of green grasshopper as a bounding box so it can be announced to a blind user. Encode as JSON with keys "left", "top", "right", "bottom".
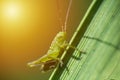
{"left": 27, "top": 0, "right": 73, "bottom": 72}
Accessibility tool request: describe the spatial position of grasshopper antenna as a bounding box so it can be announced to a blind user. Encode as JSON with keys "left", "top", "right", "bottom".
{"left": 56, "top": 0, "right": 73, "bottom": 32}
{"left": 64, "top": 0, "right": 73, "bottom": 32}
{"left": 56, "top": 0, "right": 64, "bottom": 31}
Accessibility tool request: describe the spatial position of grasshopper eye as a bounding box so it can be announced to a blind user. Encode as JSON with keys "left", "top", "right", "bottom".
{"left": 58, "top": 35, "right": 63, "bottom": 39}
{"left": 56, "top": 32, "right": 66, "bottom": 40}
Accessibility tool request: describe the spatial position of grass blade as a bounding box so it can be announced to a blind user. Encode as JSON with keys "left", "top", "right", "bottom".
{"left": 49, "top": 0, "right": 120, "bottom": 80}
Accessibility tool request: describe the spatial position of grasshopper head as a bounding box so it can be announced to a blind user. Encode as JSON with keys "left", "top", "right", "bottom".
{"left": 55, "top": 31, "right": 66, "bottom": 43}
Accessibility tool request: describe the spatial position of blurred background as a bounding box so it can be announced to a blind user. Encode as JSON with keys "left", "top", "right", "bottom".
{"left": 0, "top": 0, "right": 92, "bottom": 80}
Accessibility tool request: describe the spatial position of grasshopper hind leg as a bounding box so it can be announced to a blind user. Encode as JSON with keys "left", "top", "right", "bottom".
{"left": 47, "top": 56, "right": 64, "bottom": 67}
{"left": 40, "top": 59, "right": 62, "bottom": 72}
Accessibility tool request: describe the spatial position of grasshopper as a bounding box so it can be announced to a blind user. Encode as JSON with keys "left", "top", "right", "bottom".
{"left": 27, "top": 0, "right": 73, "bottom": 72}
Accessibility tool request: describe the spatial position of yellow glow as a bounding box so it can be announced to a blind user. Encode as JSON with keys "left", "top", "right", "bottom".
{"left": 6, "top": 5, "right": 18, "bottom": 17}
{"left": 0, "top": 0, "right": 60, "bottom": 74}
{"left": 2, "top": 2, "right": 21, "bottom": 20}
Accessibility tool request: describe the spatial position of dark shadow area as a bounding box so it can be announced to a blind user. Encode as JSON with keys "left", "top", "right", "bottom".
{"left": 72, "top": 51, "right": 86, "bottom": 60}
{"left": 50, "top": 0, "right": 104, "bottom": 79}
{"left": 83, "top": 36, "right": 120, "bottom": 50}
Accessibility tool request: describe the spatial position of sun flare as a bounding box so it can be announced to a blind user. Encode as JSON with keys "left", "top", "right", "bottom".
{"left": 2, "top": 3, "right": 21, "bottom": 20}
{"left": 6, "top": 5, "right": 18, "bottom": 17}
